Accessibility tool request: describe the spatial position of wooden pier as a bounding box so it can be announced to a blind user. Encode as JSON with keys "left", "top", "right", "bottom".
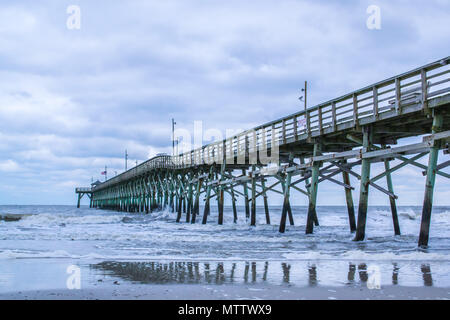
{"left": 75, "top": 187, "right": 93, "bottom": 208}
{"left": 77, "top": 57, "right": 450, "bottom": 247}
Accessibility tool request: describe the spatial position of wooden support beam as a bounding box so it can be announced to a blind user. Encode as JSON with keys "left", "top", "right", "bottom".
{"left": 250, "top": 165, "right": 257, "bottom": 226}
{"left": 218, "top": 187, "right": 224, "bottom": 225}
{"left": 287, "top": 199, "right": 294, "bottom": 226}
{"left": 202, "top": 168, "right": 214, "bottom": 224}
{"left": 191, "top": 175, "right": 202, "bottom": 224}
{"left": 313, "top": 160, "right": 361, "bottom": 186}
{"left": 318, "top": 172, "right": 354, "bottom": 189}
{"left": 255, "top": 180, "right": 281, "bottom": 198}
{"left": 371, "top": 153, "right": 428, "bottom": 183}
{"left": 261, "top": 178, "right": 270, "bottom": 225}
{"left": 169, "top": 176, "right": 175, "bottom": 213}
{"left": 283, "top": 156, "right": 295, "bottom": 227}
{"left": 332, "top": 161, "right": 398, "bottom": 199}
{"left": 341, "top": 160, "right": 356, "bottom": 232}
{"left": 354, "top": 126, "right": 373, "bottom": 241}
{"left": 145, "top": 179, "right": 150, "bottom": 214}
{"left": 279, "top": 171, "right": 292, "bottom": 233}
{"left": 218, "top": 155, "right": 226, "bottom": 225}
{"left": 290, "top": 185, "right": 309, "bottom": 197}
{"left": 229, "top": 186, "right": 245, "bottom": 197}
{"left": 419, "top": 113, "right": 443, "bottom": 247}
{"left": 304, "top": 163, "right": 336, "bottom": 187}
{"left": 306, "top": 142, "right": 322, "bottom": 234}
{"left": 349, "top": 133, "right": 450, "bottom": 180}
{"left": 186, "top": 175, "right": 193, "bottom": 223}
{"left": 383, "top": 152, "right": 401, "bottom": 236}
{"left": 301, "top": 157, "right": 318, "bottom": 227}
{"left": 300, "top": 157, "right": 310, "bottom": 193}
{"left": 243, "top": 169, "right": 250, "bottom": 220}
{"left": 231, "top": 184, "right": 238, "bottom": 223}
{"left": 176, "top": 184, "right": 183, "bottom": 223}
{"left": 422, "top": 159, "right": 450, "bottom": 176}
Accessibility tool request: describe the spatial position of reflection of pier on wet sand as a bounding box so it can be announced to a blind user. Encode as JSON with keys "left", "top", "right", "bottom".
{"left": 90, "top": 260, "right": 437, "bottom": 288}
{"left": 1, "top": 259, "right": 447, "bottom": 300}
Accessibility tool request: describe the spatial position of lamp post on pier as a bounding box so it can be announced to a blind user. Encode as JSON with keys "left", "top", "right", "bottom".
{"left": 299, "top": 81, "right": 307, "bottom": 111}
{"left": 172, "top": 118, "right": 176, "bottom": 156}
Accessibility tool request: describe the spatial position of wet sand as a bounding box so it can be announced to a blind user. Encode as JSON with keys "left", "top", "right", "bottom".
{"left": 1, "top": 258, "right": 449, "bottom": 300}
{"left": 1, "top": 284, "right": 449, "bottom": 300}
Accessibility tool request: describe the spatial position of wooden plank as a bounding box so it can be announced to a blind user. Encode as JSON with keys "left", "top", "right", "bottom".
{"left": 318, "top": 173, "right": 354, "bottom": 189}
{"left": 395, "top": 77, "right": 401, "bottom": 114}
{"left": 373, "top": 86, "right": 379, "bottom": 120}
{"left": 421, "top": 68, "right": 429, "bottom": 113}
{"left": 361, "top": 142, "right": 431, "bottom": 159}
{"left": 306, "top": 112, "right": 311, "bottom": 138}
{"left": 352, "top": 93, "right": 358, "bottom": 128}
{"left": 293, "top": 115, "right": 298, "bottom": 141}
{"left": 331, "top": 101, "right": 337, "bottom": 131}
{"left": 318, "top": 106, "right": 323, "bottom": 135}
{"left": 423, "top": 130, "right": 450, "bottom": 143}
{"left": 314, "top": 149, "right": 361, "bottom": 162}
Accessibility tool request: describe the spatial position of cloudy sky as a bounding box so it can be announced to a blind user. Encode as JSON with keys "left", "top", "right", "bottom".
{"left": 0, "top": 0, "right": 449, "bottom": 205}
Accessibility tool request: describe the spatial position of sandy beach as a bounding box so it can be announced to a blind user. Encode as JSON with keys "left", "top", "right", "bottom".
{"left": 1, "top": 283, "right": 449, "bottom": 300}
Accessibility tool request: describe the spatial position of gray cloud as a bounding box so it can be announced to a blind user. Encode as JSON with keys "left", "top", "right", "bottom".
{"left": 0, "top": 0, "right": 449, "bottom": 204}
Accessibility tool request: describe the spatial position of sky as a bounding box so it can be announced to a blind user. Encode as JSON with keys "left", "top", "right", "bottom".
{"left": 0, "top": 0, "right": 449, "bottom": 205}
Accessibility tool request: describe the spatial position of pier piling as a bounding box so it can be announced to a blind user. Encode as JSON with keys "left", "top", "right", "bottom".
{"left": 419, "top": 113, "right": 444, "bottom": 247}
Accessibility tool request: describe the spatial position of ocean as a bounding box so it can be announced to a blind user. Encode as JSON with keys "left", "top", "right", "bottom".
{"left": 0, "top": 205, "right": 449, "bottom": 296}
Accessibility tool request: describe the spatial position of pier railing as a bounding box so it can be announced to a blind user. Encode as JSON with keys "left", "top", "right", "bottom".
{"left": 174, "top": 56, "right": 449, "bottom": 167}
{"left": 93, "top": 57, "right": 450, "bottom": 191}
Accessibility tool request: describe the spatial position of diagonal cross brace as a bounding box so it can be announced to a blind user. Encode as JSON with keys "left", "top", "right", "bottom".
{"left": 307, "top": 160, "right": 361, "bottom": 188}
{"left": 319, "top": 173, "right": 354, "bottom": 190}
{"left": 347, "top": 134, "right": 450, "bottom": 179}
{"left": 331, "top": 161, "right": 398, "bottom": 199}
{"left": 371, "top": 152, "right": 428, "bottom": 183}
{"left": 422, "top": 159, "right": 450, "bottom": 177}
{"left": 293, "top": 163, "right": 335, "bottom": 188}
